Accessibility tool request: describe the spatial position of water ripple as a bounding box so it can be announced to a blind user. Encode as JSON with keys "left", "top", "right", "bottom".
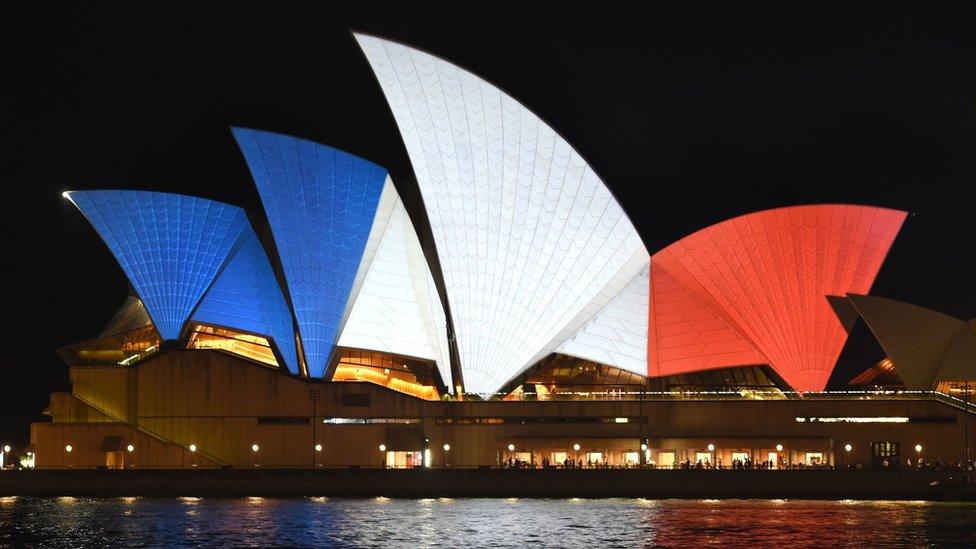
{"left": 0, "top": 497, "right": 974, "bottom": 547}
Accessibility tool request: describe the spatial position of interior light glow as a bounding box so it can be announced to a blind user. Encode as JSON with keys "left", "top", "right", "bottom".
{"left": 126, "top": 444, "right": 134, "bottom": 453}
{"left": 507, "top": 444, "right": 515, "bottom": 452}
{"left": 251, "top": 444, "right": 260, "bottom": 453}
{"left": 314, "top": 444, "right": 323, "bottom": 452}
{"left": 189, "top": 224, "right": 302, "bottom": 374}
{"left": 188, "top": 444, "right": 197, "bottom": 452}
{"left": 795, "top": 417, "right": 909, "bottom": 423}
{"left": 379, "top": 444, "right": 387, "bottom": 452}
{"left": 707, "top": 444, "right": 715, "bottom": 452}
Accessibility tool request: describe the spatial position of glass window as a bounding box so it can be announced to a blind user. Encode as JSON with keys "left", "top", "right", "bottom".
{"left": 186, "top": 324, "right": 279, "bottom": 368}
{"left": 331, "top": 348, "right": 441, "bottom": 401}
{"left": 57, "top": 325, "right": 161, "bottom": 366}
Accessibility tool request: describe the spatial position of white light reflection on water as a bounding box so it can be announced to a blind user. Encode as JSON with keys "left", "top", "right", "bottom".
{"left": 0, "top": 498, "right": 973, "bottom": 547}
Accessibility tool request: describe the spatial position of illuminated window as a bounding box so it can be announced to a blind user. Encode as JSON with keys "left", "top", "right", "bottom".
{"left": 330, "top": 348, "right": 442, "bottom": 401}
{"left": 848, "top": 358, "right": 905, "bottom": 388}
{"left": 186, "top": 324, "right": 279, "bottom": 368}
{"left": 936, "top": 381, "right": 976, "bottom": 403}
{"left": 795, "top": 416, "right": 909, "bottom": 423}
{"left": 56, "top": 325, "right": 161, "bottom": 367}
{"left": 502, "top": 354, "right": 646, "bottom": 401}
{"left": 322, "top": 418, "right": 419, "bottom": 425}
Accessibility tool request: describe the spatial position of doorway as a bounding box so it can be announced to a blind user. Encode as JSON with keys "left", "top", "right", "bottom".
{"left": 386, "top": 451, "right": 423, "bottom": 468}
{"left": 105, "top": 451, "right": 124, "bottom": 469}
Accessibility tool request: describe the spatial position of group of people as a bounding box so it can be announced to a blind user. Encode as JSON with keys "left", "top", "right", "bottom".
{"left": 503, "top": 454, "right": 976, "bottom": 471}
{"left": 503, "top": 456, "right": 642, "bottom": 469}
{"left": 677, "top": 458, "right": 824, "bottom": 470}
{"left": 880, "top": 457, "right": 976, "bottom": 471}
{"left": 727, "top": 457, "right": 777, "bottom": 470}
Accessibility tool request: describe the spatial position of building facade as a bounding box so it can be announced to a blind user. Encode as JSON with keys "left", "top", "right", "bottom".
{"left": 29, "top": 34, "right": 975, "bottom": 470}
{"left": 33, "top": 350, "right": 974, "bottom": 470}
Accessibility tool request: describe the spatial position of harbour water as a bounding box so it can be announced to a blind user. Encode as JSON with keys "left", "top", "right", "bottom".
{"left": 1, "top": 496, "right": 975, "bottom": 547}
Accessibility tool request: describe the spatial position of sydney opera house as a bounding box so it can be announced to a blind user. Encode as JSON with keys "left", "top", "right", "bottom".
{"left": 31, "top": 34, "right": 974, "bottom": 471}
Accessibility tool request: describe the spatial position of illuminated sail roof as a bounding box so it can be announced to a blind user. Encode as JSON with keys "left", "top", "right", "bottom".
{"left": 65, "top": 190, "right": 250, "bottom": 340}
{"left": 192, "top": 228, "right": 299, "bottom": 374}
{"left": 648, "top": 261, "right": 766, "bottom": 376}
{"left": 336, "top": 185, "right": 452, "bottom": 387}
{"left": 356, "top": 34, "right": 648, "bottom": 394}
{"left": 556, "top": 266, "right": 650, "bottom": 376}
{"left": 649, "top": 204, "right": 907, "bottom": 391}
{"left": 232, "top": 128, "right": 388, "bottom": 378}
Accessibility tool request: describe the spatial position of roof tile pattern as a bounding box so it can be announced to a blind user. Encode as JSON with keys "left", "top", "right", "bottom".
{"left": 356, "top": 34, "right": 648, "bottom": 394}
{"left": 648, "top": 262, "right": 767, "bottom": 376}
{"left": 556, "top": 267, "right": 651, "bottom": 376}
{"left": 846, "top": 294, "right": 971, "bottom": 389}
{"left": 650, "top": 205, "right": 906, "bottom": 391}
{"left": 937, "top": 320, "right": 976, "bottom": 382}
{"left": 192, "top": 229, "right": 299, "bottom": 374}
{"left": 337, "top": 183, "right": 452, "bottom": 387}
{"left": 67, "top": 190, "right": 250, "bottom": 340}
{"left": 232, "top": 128, "right": 388, "bottom": 377}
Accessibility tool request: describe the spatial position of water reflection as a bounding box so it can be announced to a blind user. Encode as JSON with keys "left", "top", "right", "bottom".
{"left": 0, "top": 497, "right": 973, "bottom": 547}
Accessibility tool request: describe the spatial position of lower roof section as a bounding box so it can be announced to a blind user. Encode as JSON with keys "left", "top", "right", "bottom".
{"left": 100, "top": 296, "right": 152, "bottom": 338}
{"left": 336, "top": 187, "right": 452, "bottom": 389}
{"left": 191, "top": 228, "right": 299, "bottom": 374}
{"left": 556, "top": 266, "right": 650, "bottom": 376}
{"left": 844, "top": 294, "right": 976, "bottom": 389}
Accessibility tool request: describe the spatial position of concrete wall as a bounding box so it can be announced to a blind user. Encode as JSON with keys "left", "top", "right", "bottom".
{"left": 30, "top": 350, "right": 976, "bottom": 469}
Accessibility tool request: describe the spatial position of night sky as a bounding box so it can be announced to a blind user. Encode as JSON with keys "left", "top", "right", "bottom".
{"left": 5, "top": 2, "right": 976, "bottom": 445}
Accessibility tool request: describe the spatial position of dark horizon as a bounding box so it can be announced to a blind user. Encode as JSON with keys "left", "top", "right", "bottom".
{"left": 6, "top": 1, "right": 976, "bottom": 445}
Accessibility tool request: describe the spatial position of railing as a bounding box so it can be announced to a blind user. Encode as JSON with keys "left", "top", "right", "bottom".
{"left": 70, "top": 394, "right": 230, "bottom": 467}
{"left": 465, "top": 389, "right": 976, "bottom": 407}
